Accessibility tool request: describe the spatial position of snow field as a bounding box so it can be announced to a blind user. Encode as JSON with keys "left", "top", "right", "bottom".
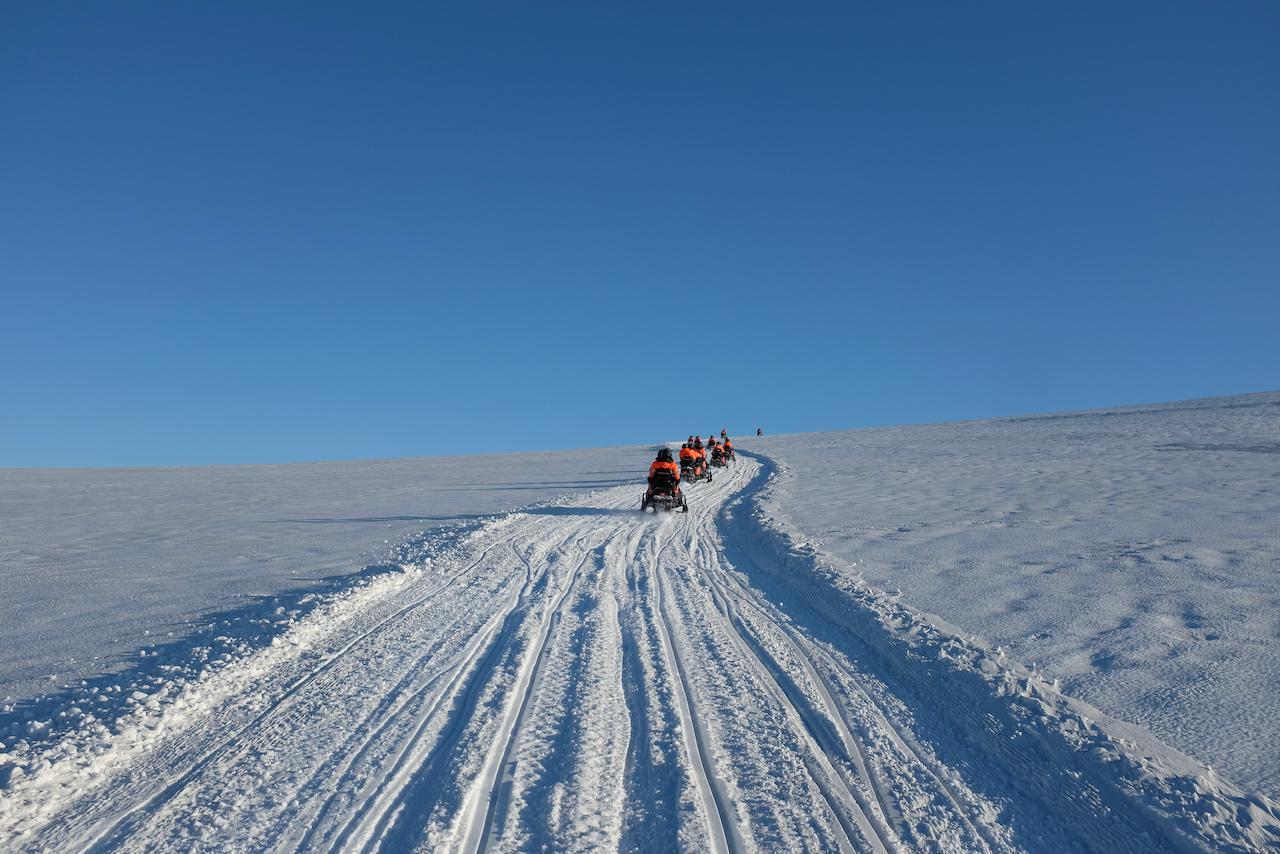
{"left": 2, "top": 442, "right": 1277, "bottom": 851}
{"left": 731, "top": 453, "right": 1279, "bottom": 851}
{"left": 746, "top": 392, "right": 1280, "bottom": 798}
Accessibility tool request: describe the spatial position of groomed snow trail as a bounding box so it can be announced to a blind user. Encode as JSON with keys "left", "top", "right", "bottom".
{"left": 3, "top": 455, "right": 1269, "bottom": 852}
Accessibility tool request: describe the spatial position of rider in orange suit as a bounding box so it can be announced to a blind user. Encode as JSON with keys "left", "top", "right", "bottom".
{"left": 679, "top": 443, "right": 698, "bottom": 467}
{"left": 647, "top": 447, "right": 682, "bottom": 500}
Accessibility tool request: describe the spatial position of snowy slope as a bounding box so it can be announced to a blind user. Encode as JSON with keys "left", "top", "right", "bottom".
{"left": 3, "top": 450, "right": 1277, "bottom": 851}
{"left": 0, "top": 448, "right": 642, "bottom": 705}
{"left": 745, "top": 392, "right": 1280, "bottom": 800}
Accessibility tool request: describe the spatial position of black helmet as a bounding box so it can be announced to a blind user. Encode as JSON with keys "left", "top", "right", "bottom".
{"left": 657, "top": 447, "right": 674, "bottom": 462}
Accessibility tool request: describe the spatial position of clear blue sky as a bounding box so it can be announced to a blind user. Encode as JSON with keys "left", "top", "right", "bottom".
{"left": 3, "top": 2, "right": 1277, "bottom": 466}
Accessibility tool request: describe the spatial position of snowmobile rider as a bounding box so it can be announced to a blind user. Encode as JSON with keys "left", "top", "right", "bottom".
{"left": 679, "top": 443, "right": 698, "bottom": 468}
{"left": 688, "top": 440, "right": 708, "bottom": 476}
{"left": 723, "top": 437, "right": 734, "bottom": 458}
{"left": 647, "top": 447, "right": 682, "bottom": 500}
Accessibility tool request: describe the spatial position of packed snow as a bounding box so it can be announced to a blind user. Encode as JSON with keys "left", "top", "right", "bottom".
{"left": 747, "top": 392, "right": 1280, "bottom": 801}
{"left": 2, "top": 397, "right": 1278, "bottom": 851}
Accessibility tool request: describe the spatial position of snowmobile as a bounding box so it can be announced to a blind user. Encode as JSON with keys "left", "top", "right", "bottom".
{"left": 681, "top": 457, "right": 713, "bottom": 483}
{"left": 641, "top": 469, "right": 688, "bottom": 513}
{"left": 710, "top": 447, "right": 727, "bottom": 468}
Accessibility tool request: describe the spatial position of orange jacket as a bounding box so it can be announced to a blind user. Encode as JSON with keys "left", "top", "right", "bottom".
{"left": 723, "top": 440, "right": 733, "bottom": 451}
{"left": 649, "top": 460, "right": 680, "bottom": 480}
{"left": 679, "top": 447, "right": 697, "bottom": 461}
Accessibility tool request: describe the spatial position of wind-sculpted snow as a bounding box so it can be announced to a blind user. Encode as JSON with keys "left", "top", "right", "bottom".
{"left": 745, "top": 392, "right": 1280, "bottom": 799}
{"left": 4, "top": 453, "right": 1275, "bottom": 851}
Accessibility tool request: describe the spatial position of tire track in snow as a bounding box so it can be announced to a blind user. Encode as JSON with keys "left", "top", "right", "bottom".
{"left": 224, "top": 538, "right": 543, "bottom": 850}
{"left": 285, "top": 530, "right": 573, "bottom": 852}
{"left": 288, "top": 564, "right": 528, "bottom": 851}
{"left": 493, "top": 531, "right": 633, "bottom": 852}
{"left": 464, "top": 540, "right": 604, "bottom": 852}
{"left": 705, "top": 552, "right": 1004, "bottom": 852}
{"left": 691, "top": 507, "right": 1007, "bottom": 853}
{"left": 333, "top": 528, "right": 596, "bottom": 853}
{"left": 716, "top": 564, "right": 994, "bottom": 851}
{"left": 651, "top": 461, "right": 894, "bottom": 851}
{"left": 617, "top": 521, "right": 683, "bottom": 853}
{"left": 466, "top": 494, "right": 646, "bottom": 852}
{"left": 74, "top": 537, "right": 514, "bottom": 854}
{"left": 690, "top": 532, "right": 890, "bottom": 854}
{"left": 645, "top": 525, "right": 742, "bottom": 854}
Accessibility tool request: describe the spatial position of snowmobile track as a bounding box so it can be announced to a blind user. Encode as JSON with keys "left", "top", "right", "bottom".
{"left": 75, "top": 537, "right": 514, "bottom": 854}
{"left": 648, "top": 529, "right": 740, "bottom": 854}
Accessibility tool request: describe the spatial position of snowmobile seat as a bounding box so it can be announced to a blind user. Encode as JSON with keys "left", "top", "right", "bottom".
{"left": 650, "top": 470, "right": 678, "bottom": 494}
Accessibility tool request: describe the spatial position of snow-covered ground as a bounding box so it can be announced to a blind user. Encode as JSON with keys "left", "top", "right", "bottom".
{"left": 0, "top": 449, "right": 641, "bottom": 704}
{"left": 2, "top": 396, "right": 1278, "bottom": 851}
{"left": 746, "top": 392, "right": 1280, "bottom": 800}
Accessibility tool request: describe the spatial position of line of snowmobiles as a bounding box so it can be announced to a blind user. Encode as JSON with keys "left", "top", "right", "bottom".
{"left": 641, "top": 434, "right": 735, "bottom": 513}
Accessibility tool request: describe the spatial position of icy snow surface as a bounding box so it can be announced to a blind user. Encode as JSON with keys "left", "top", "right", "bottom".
{"left": 747, "top": 391, "right": 1280, "bottom": 799}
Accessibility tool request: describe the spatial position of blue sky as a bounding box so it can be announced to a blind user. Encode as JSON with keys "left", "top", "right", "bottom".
{"left": 3, "top": 2, "right": 1277, "bottom": 466}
